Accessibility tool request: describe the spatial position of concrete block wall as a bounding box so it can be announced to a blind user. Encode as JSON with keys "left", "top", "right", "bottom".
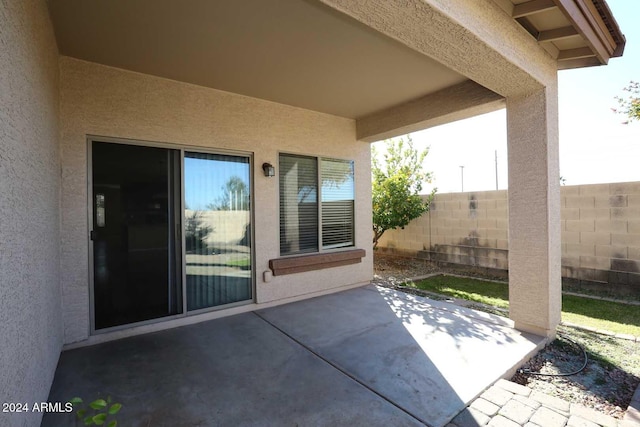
{"left": 377, "top": 182, "right": 640, "bottom": 295}
{"left": 561, "top": 182, "right": 640, "bottom": 295}
{"left": 379, "top": 190, "right": 509, "bottom": 278}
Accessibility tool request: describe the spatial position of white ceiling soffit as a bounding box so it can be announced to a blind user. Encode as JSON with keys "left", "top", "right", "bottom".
{"left": 48, "top": 0, "right": 471, "bottom": 119}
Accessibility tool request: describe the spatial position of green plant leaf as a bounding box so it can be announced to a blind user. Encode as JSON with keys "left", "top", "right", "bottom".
{"left": 84, "top": 415, "right": 94, "bottom": 425}
{"left": 107, "top": 421, "right": 117, "bottom": 427}
{"left": 70, "top": 397, "right": 83, "bottom": 405}
{"left": 371, "top": 136, "right": 434, "bottom": 248}
{"left": 89, "top": 399, "right": 107, "bottom": 410}
{"left": 77, "top": 409, "right": 87, "bottom": 418}
{"left": 108, "top": 403, "right": 122, "bottom": 415}
{"left": 92, "top": 413, "right": 107, "bottom": 425}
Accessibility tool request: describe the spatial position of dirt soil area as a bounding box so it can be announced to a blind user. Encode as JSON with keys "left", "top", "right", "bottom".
{"left": 511, "top": 327, "right": 640, "bottom": 419}
{"left": 373, "top": 252, "right": 640, "bottom": 419}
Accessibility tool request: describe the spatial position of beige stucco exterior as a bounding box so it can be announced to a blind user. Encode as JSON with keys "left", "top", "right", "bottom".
{"left": 328, "top": 0, "right": 562, "bottom": 336}
{"left": 0, "top": 1, "right": 62, "bottom": 426}
{"left": 320, "top": 0, "right": 557, "bottom": 99}
{"left": 1, "top": 0, "right": 626, "bottom": 424}
{"left": 59, "top": 57, "right": 373, "bottom": 344}
{"left": 507, "top": 86, "right": 562, "bottom": 336}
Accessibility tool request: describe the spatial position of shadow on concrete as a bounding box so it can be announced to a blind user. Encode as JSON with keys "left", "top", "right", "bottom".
{"left": 43, "top": 285, "right": 543, "bottom": 427}
{"left": 257, "top": 285, "right": 543, "bottom": 426}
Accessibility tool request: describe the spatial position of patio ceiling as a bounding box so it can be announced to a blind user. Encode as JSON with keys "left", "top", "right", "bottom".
{"left": 48, "top": 0, "right": 468, "bottom": 120}
{"left": 48, "top": 0, "right": 624, "bottom": 120}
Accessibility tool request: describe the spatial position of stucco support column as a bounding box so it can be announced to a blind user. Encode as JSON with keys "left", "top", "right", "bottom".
{"left": 507, "top": 82, "right": 561, "bottom": 338}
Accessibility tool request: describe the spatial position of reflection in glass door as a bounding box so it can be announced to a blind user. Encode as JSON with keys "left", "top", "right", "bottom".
{"left": 184, "top": 153, "right": 252, "bottom": 311}
{"left": 91, "top": 141, "right": 253, "bottom": 330}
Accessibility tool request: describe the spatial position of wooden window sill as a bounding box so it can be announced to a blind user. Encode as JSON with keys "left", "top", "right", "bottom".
{"left": 269, "top": 249, "right": 366, "bottom": 276}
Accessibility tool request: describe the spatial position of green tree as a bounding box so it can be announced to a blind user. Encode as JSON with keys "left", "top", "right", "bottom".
{"left": 185, "top": 211, "right": 213, "bottom": 253}
{"left": 613, "top": 81, "right": 640, "bottom": 124}
{"left": 372, "top": 136, "right": 436, "bottom": 249}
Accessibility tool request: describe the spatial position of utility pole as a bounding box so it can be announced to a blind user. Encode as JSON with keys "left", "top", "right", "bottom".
{"left": 459, "top": 165, "right": 464, "bottom": 192}
{"left": 495, "top": 150, "right": 498, "bottom": 190}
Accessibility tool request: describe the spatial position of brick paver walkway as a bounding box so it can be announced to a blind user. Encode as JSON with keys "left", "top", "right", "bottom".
{"left": 447, "top": 379, "right": 640, "bottom": 427}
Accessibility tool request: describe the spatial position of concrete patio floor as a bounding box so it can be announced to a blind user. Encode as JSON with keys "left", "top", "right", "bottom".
{"left": 43, "top": 285, "right": 545, "bottom": 427}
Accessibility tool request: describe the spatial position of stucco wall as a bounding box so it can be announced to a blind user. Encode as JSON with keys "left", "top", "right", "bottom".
{"left": 320, "top": 0, "right": 555, "bottom": 100}
{"left": 59, "top": 57, "right": 372, "bottom": 344}
{"left": 378, "top": 182, "right": 640, "bottom": 296}
{"left": 0, "top": 0, "right": 62, "bottom": 425}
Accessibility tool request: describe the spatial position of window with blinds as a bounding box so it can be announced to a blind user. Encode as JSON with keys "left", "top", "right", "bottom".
{"left": 279, "top": 154, "right": 354, "bottom": 256}
{"left": 321, "top": 158, "right": 354, "bottom": 249}
{"left": 279, "top": 154, "right": 319, "bottom": 255}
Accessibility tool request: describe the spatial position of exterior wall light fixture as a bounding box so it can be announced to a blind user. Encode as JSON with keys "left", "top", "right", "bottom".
{"left": 262, "top": 162, "right": 275, "bottom": 177}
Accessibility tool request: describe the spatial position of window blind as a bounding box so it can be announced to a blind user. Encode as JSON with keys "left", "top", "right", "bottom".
{"left": 279, "top": 154, "right": 318, "bottom": 255}
{"left": 321, "top": 158, "right": 354, "bottom": 249}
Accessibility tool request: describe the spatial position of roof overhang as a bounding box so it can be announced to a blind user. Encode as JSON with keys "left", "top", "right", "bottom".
{"left": 47, "top": 0, "right": 625, "bottom": 126}
{"left": 48, "top": 0, "right": 471, "bottom": 120}
{"left": 496, "top": 0, "right": 626, "bottom": 70}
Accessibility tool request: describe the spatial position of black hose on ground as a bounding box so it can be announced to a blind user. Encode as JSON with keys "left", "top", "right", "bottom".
{"left": 517, "top": 334, "right": 588, "bottom": 377}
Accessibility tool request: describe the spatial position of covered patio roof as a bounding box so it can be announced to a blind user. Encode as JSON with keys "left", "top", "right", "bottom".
{"left": 46, "top": 0, "right": 627, "bottom": 341}
{"left": 1, "top": 1, "right": 629, "bottom": 425}
{"left": 48, "top": 0, "right": 624, "bottom": 124}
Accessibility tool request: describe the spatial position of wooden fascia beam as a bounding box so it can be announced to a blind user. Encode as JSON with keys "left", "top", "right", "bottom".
{"left": 356, "top": 81, "right": 504, "bottom": 143}
{"left": 537, "top": 26, "right": 578, "bottom": 42}
{"left": 512, "top": 0, "right": 557, "bottom": 18}
{"left": 557, "top": 57, "right": 601, "bottom": 69}
{"left": 552, "top": 0, "right": 616, "bottom": 64}
{"left": 557, "top": 46, "right": 595, "bottom": 61}
{"left": 592, "top": 0, "right": 625, "bottom": 57}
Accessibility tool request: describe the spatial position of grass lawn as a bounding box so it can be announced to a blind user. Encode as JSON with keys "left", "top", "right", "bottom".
{"left": 226, "top": 258, "right": 251, "bottom": 268}
{"left": 562, "top": 295, "right": 640, "bottom": 337}
{"left": 410, "top": 275, "right": 640, "bottom": 337}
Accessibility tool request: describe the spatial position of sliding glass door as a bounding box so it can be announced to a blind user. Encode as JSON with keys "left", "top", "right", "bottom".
{"left": 184, "top": 153, "right": 252, "bottom": 311}
{"left": 91, "top": 142, "right": 182, "bottom": 329}
{"left": 91, "top": 141, "right": 252, "bottom": 331}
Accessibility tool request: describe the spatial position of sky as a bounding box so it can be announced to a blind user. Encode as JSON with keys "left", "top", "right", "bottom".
{"left": 185, "top": 156, "right": 355, "bottom": 210}
{"left": 184, "top": 155, "right": 250, "bottom": 210}
{"left": 377, "top": 0, "right": 639, "bottom": 194}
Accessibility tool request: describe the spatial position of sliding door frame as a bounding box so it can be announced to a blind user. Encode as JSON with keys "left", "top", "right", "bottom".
{"left": 87, "top": 135, "right": 255, "bottom": 335}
